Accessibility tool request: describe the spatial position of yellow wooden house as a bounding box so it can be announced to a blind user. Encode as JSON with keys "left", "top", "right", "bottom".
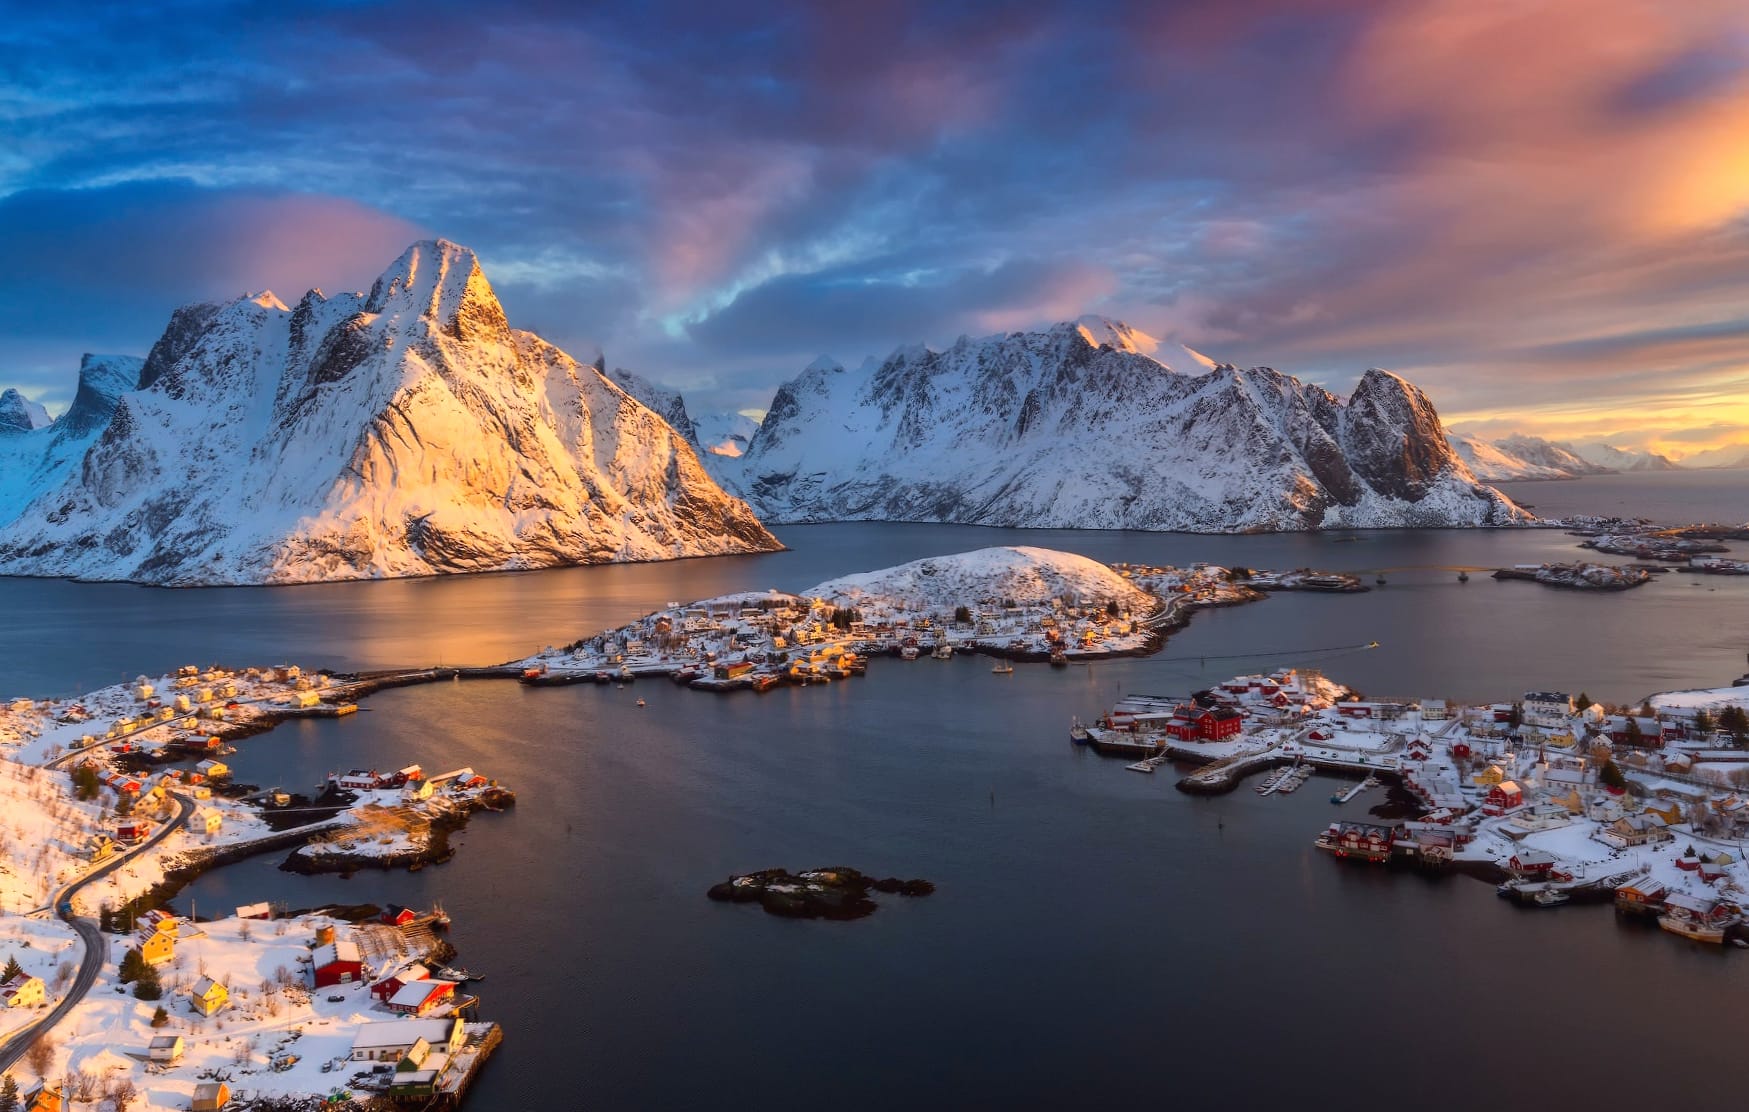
{"left": 189, "top": 975, "right": 228, "bottom": 1017}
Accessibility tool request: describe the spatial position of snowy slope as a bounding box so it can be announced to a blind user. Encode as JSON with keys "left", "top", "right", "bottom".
{"left": 802, "top": 545, "right": 1156, "bottom": 613}
{"left": 607, "top": 367, "right": 697, "bottom": 443}
{"left": 724, "top": 317, "right": 1527, "bottom": 531}
{"left": 1447, "top": 433, "right": 1680, "bottom": 479}
{"left": 0, "top": 240, "right": 780, "bottom": 585}
{"left": 606, "top": 367, "right": 763, "bottom": 458}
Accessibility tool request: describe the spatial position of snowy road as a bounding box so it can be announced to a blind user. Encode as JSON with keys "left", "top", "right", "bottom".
{"left": 0, "top": 790, "right": 194, "bottom": 1072}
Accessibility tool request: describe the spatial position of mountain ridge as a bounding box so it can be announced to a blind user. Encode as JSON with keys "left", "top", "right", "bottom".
{"left": 0, "top": 239, "right": 781, "bottom": 585}
{"left": 712, "top": 317, "right": 1527, "bottom": 532}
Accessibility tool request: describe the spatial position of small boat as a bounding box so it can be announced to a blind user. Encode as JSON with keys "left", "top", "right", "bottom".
{"left": 992, "top": 661, "right": 1015, "bottom": 675}
{"left": 1069, "top": 720, "right": 1091, "bottom": 745}
{"left": 1531, "top": 888, "right": 1568, "bottom": 908}
{"left": 1659, "top": 911, "right": 1727, "bottom": 943}
{"left": 438, "top": 966, "right": 481, "bottom": 982}
{"left": 1457, "top": 571, "right": 1470, "bottom": 582}
{"left": 1375, "top": 574, "right": 1387, "bottom": 586}
{"left": 932, "top": 643, "right": 952, "bottom": 660}
{"left": 900, "top": 645, "right": 920, "bottom": 661}
{"left": 636, "top": 698, "right": 646, "bottom": 708}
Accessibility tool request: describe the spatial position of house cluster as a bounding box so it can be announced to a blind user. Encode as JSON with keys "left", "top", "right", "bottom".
{"left": 310, "top": 922, "right": 464, "bottom": 1020}
{"left": 349, "top": 1015, "right": 474, "bottom": 1101}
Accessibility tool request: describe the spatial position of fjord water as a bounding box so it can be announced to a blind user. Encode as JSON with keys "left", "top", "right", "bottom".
{"left": 3, "top": 478, "right": 1748, "bottom": 1109}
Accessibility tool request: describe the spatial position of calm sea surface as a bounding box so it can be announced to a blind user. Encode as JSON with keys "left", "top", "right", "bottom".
{"left": 4, "top": 489, "right": 1749, "bottom": 1110}
{"left": 1496, "top": 468, "right": 1749, "bottom": 525}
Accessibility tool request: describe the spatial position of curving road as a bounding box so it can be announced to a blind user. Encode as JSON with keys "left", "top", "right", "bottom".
{"left": 0, "top": 791, "right": 194, "bottom": 1072}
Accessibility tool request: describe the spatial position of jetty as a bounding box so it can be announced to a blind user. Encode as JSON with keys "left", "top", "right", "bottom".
{"left": 1332, "top": 775, "right": 1379, "bottom": 804}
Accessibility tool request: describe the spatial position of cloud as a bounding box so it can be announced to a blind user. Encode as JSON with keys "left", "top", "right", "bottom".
{"left": 1, "top": 0, "right": 1748, "bottom": 426}
{"left": 0, "top": 180, "right": 423, "bottom": 406}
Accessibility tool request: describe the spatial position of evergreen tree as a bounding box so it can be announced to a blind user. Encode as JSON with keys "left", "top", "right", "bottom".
{"left": 1599, "top": 759, "right": 1628, "bottom": 790}
{"left": 1, "top": 955, "right": 22, "bottom": 983}
{"left": 150, "top": 1005, "right": 169, "bottom": 1028}
{"left": 0, "top": 1073, "right": 19, "bottom": 1112}
{"left": 118, "top": 948, "right": 144, "bottom": 984}
{"left": 1574, "top": 692, "right": 1592, "bottom": 712}
{"left": 133, "top": 963, "right": 162, "bottom": 1001}
{"left": 98, "top": 905, "right": 113, "bottom": 934}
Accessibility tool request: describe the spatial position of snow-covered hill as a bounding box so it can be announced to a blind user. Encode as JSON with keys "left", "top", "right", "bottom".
{"left": 720, "top": 317, "right": 1526, "bottom": 531}
{"left": 0, "top": 240, "right": 780, "bottom": 585}
{"left": 802, "top": 545, "right": 1157, "bottom": 613}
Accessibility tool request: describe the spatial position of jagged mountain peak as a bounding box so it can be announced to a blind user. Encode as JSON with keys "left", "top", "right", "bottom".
{"left": 803, "top": 355, "right": 844, "bottom": 373}
{"left": 731, "top": 330, "right": 1525, "bottom": 533}
{"left": 0, "top": 389, "right": 51, "bottom": 433}
{"left": 364, "top": 238, "right": 509, "bottom": 344}
{"left": 1068, "top": 314, "right": 1159, "bottom": 356}
{"left": 0, "top": 239, "right": 781, "bottom": 585}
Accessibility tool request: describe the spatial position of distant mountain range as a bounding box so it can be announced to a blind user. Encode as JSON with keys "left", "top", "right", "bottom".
{"left": 0, "top": 240, "right": 779, "bottom": 585}
{"left": 1447, "top": 432, "right": 1681, "bottom": 480}
{"left": 691, "top": 316, "right": 1527, "bottom": 531}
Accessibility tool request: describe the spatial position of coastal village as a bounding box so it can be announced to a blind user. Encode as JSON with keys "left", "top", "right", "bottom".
{"left": 1, "top": 542, "right": 1747, "bottom": 1106}
{"left": 1076, "top": 667, "right": 1749, "bottom": 941}
{"left": 513, "top": 547, "right": 1351, "bottom": 689}
{"left": 0, "top": 664, "right": 510, "bottom": 1110}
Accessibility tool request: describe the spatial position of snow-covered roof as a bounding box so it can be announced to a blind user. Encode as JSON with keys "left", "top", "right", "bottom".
{"left": 351, "top": 1017, "right": 459, "bottom": 1050}
{"left": 314, "top": 940, "right": 361, "bottom": 967}
{"left": 388, "top": 979, "right": 453, "bottom": 1008}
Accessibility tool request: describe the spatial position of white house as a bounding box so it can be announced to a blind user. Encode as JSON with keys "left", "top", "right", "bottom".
{"left": 148, "top": 1034, "right": 185, "bottom": 1063}
{"left": 349, "top": 1017, "right": 466, "bottom": 1062}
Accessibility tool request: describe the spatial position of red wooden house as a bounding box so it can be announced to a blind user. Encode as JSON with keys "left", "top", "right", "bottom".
{"left": 1482, "top": 781, "right": 1524, "bottom": 816}
{"left": 385, "top": 978, "right": 456, "bottom": 1017}
{"left": 312, "top": 940, "right": 364, "bottom": 987}
{"left": 371, "top": 966, "right": 430, "bottom": 1003}
{"left": 1199, "top": 709, "right": 1243, "bottom": 741}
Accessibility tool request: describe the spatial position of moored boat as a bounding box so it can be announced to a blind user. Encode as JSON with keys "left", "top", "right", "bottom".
{"left": 1659, "top": 911, "right": 1728, "bottom": 944}
{"left": 992, "top": 661, "right": 1015, "bottom": 675}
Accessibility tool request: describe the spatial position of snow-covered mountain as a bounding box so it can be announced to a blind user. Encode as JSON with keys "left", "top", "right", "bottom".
{"left": 803, "top": 545, "right": 1156, "bottom": 613}
{"left": 605, "top": 367, "right": 763, "bottom": 458}
{"left": 718, "top": 317, "right": 1527, "bottom": 532}
{"left": 1680, "top": 443, "right": 1749, "bottom": 469}
{"left": 0, "top": 389, "right": 50, "bottom": 432}
{"left": 692, "top": 410, "right": 762, "bottom": 458}
{"left": 0, "top": 240, "right": 780, "bottom": 585}
{"left": 606, "top": 367, "right": 696, "bottom": 443}
{"left": 1446, "top": 432, "right": 1678, "bottom": 480}
{"left": 0, "top": 355, "right": 139, "bottom": 522}
{"left": 1446, "top": 433, "right": 1577, "bottom": 481}
{"left": 1565, "top": 441, "right": 1679, "bottom": 472}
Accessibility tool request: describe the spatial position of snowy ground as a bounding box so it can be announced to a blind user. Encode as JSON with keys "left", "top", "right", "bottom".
{"left": 17, "top": 913, "right": 477, "bottom": 1111}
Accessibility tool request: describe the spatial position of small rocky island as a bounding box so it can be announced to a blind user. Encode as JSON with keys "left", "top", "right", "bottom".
{"left": 708, "top": 867, "right": 935, "bottom": 920}
{"left": 1491, "top": 562, "right": 1652, "bottom": 590}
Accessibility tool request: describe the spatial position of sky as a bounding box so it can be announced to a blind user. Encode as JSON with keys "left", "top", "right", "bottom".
{"left": 3, "top": 0, "right": 1749, "bottom": 457}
